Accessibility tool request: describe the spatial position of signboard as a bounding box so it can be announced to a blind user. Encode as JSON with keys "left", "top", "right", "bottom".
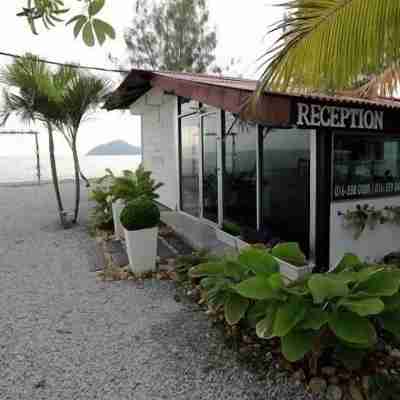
{"left": 296, "top": 102, "right": 384, "bottom": 131}
{"left": 333, "top": 181, "right": 400, "bottom": 200}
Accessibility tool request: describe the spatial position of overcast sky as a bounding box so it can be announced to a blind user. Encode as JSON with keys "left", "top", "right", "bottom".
{"left": 0, "top": 0, "right": 283, "bottom": 156}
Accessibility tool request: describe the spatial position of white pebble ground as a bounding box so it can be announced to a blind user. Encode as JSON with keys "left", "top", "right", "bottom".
{"left": 0, "top": 183, "right": 317, "bottom": 400}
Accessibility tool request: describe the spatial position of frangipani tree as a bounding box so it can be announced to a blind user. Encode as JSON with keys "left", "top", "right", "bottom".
{"left": 257, "top": 0, "right": 400, "bottom": 99}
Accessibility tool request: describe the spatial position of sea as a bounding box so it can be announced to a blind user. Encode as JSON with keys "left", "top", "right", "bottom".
{"left": 0, "top": 155, "right": 142, "bottom": 185}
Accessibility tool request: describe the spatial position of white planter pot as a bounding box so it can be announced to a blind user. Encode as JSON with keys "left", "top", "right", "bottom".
{"left": 112, "top": 200, "right": 125, "bottom": 240}
{"left": 215, "top": 229, "right": 249, "bottom": 250}
{"left": 124, "top": 226, "right": 158, "bottom": 274}
{"left": 274, "top": 257, "right": 314, "bottom": 282}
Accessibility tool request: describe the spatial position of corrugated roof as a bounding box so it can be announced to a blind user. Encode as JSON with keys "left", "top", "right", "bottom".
{"left": 104, "top": 68, "right": 400, "bottom": 112}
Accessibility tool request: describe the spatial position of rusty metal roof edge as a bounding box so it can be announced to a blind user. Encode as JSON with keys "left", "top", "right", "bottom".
{"left": 108, "top": 68, "right": 400, "bottom": 111}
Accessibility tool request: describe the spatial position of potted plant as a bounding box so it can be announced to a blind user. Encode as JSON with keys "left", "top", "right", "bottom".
{"left": 120, "top": 196, "right": 160, "bottom": 274}
{"left": 270, "top": 242, "right": 314, "bottom": 281}
{"left": 216, "top": 221, "right": 249, "bottom": 250}
{"left": 110, "top": 166, "right": 163, "bottom": 240}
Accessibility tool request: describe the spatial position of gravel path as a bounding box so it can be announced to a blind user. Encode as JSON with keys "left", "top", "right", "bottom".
{"left": 0, "top": 183, "right": 317, "bottom": 400}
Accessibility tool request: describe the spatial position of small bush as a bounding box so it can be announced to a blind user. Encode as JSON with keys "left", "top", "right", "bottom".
{"left": 120, "top": 196, "right": 160, "bottom": 231}
{"left": 110, "top": 165, "right": 163, "bottom": 203}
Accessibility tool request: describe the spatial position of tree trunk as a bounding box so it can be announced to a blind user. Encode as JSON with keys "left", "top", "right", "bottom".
{"left": 47, "top": 123, "right": 65, "bottom": 226}
{"left": 72, "top": 138, "right": 81, "bottom": 223}
{"left": 79, "top": 169, "right": 90, "bottom": 187}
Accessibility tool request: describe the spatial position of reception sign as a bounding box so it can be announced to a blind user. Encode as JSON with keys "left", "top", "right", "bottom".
{"left": 296, "top": 102, "right": 384, "bottom": 131}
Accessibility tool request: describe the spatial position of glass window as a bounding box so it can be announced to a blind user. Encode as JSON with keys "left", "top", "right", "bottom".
{"left": 179, "top": 97, "right": 199, "bottom": 116}
{"left": 180, "top": 116, "right": 200, "bottom": 217}
{"left": 333, "top": 135, "right": 400, "bottom": 200}
{"left": 223, "top": 113, "right": 257, "bottom": 228}
{"left": 262, "top": 129, "right": 310, "bottom": 254}
{"left": 202, "top": 113, "right": 219, "bottom": 223}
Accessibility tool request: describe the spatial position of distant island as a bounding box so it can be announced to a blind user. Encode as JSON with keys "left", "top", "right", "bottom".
{"left": 87, "top": 140, "right": 141, "bottom": 156}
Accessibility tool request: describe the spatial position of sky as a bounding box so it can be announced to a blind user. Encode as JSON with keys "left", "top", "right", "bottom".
{"left": 0, "top": 0, "right": 284, "bottom": 156}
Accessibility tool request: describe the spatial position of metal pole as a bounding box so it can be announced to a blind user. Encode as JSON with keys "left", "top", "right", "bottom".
{"left": 34, "top": 133, "right": 41, "bottom": 185}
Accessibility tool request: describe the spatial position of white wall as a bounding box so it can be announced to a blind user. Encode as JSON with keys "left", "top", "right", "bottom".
{"left": 131, "top": 89, "right": 179, "bottom": 210}
{"left": 330, "top": 196, "right": 400, "bottom": 268}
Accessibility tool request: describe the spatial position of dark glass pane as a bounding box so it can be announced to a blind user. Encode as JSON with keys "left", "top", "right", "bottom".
{"left": 180, "top": 117, "right": 200, "bottom": 216}
{"left": 202, "top": 113, "right": 219, "bottom": 223}
{"left": 179, "top": 97, "right": 199, "bottom": 116}
{"left": 333, "top": 135, "right": 400, "bottom": 200}
{"left": 223, "top": 114, "right": 257, "bottom": 228}
{"left": 262, "top": 129, "right": 310, "bottom": 254}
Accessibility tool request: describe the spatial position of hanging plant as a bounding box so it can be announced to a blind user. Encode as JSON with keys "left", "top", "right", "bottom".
{"left": 338, "top": 204, "right": 388, "bottom": 239}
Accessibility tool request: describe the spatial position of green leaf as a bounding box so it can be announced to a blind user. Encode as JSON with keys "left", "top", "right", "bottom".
{"left": 89, "top": 0, "right": 105, "bottom": 16}
{"left": 256, "top": 304, "right": 278, "bottom": 339}
{"left": 298, "top": 308, "right": 329, "bottom": 330}
{"left": 383, "top": 293, "right": 400, "bottom": 312}
{"left": 357, "top": 271, "right": 400, "bottom": 297}
{"left": 224, "top": 293, "right": 249, "bottom": 326}
{"left": 379, "top": 312, "right": 400, "bottom": 338}
{"left": 234, "top": 276, "right": 285, "bottom": 300}
{"left": 238, "top": 247, "right": 279, "bottom": 277}
{"left": 223, "top": 260, "right": 248, "bottom": 281}
{"left": 82, "top": 22, "right": 95, "bottom": 47}
{"left": 91, "top": 18, "right": 115, "bottom": 39}
{"left": 338, "top": 297, "right": 384, "bottom": 316}
{"left": 271, "top": 242, "right": 307, "bottom": 267}
{"left": 308, "top": 274, "right": 349, "bottom": 304}
{"left": 66, "top": 14, "right": 85, "bottom": 26}
{"left": 73, "top": 15, "right": 87, "bottom": 38}
{"left": 272, "top": 298, "right": 308, "bottom": 337}
{"left": 93, "top": 19, "right": 107, "bottom": 45}
{"left": 189, "top": 262, "right": 226, "bottom": 278}
{"left": 329, "top": 311, "right": 377, "bottom": 346}
{"left": 334, "top": 253, "right": 362, "bottom": 273}
{"left": 246, "top": 300, "right": 271, "bottom": 327}
{"left": 281, "top": 330, "right": 315, "bottom": 362}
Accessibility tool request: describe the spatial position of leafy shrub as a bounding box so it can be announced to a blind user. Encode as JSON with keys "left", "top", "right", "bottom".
{"left": 270, "top": 242, "right": 307, "bottom": 267}
{"left": 88, "top": 169, "right": 115, "bottom": 232}
{"left": 110, "top": 165, "right": 163, "bottom": 203}
{"left": 175, "top": 250, "right": 213, "bottom": 281}
{"left": 222, "top": 221, "right": 241, "bottom": 237}
{"left": 120, "top": 196, "right": 160, "bottom": 231}
{"left": 190, "top": 247, "right": 400, "bottom": 373}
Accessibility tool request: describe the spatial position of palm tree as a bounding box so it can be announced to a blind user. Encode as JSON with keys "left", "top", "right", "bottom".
{"left": 56, "top": 70, "right": 111, "bottom": 223}
{"left": 256, "top": 1, "right": 400, "bottom": 98}
{"left": 0, "top": 56, "right": 69, "bottom": 225}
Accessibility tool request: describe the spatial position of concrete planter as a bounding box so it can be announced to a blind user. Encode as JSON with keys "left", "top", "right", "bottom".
{"left": 112, "top": 200, "right": 125, "bottom": 239}
{"left": 215, "top": 228, "right": 249, "bottom": 250}
{"left": 274, "top": 257, "right": 314, "bottom": 281}
{"left": 124, "top": 226, "right": 158, "bottom": 274}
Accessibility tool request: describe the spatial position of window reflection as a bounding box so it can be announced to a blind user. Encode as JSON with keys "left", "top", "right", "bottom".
{"left": 223, "top": 113, "right": 257, "bottom": 228}
{"left": 333, "top": 135, "right": 400, "bottom": 199}
{"left": 262, "top": 129, "right": 310, "bottom": 254}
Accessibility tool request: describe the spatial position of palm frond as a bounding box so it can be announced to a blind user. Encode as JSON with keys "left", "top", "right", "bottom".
{"left": 257, "top": 0, "right": 400, "bottom": 98}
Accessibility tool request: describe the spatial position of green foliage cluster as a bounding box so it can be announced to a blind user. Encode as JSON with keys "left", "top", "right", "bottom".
{"left": 18, "top": 0, "right": 116, "bottom": 46}
{"left": 175, "top": 250, "right": 213, "bottom": 281}
{"left": 88, "top": 169, "right": 115, "bottom": 232}
{"left": 125, "top": 0, "right": 217, "bottom": 72}
{"left": 222, "top": 221, "right": 241, "bottom": 237}
{"left": 339, "top": 204, "right": 400, "bottom": 239}
{"left": 368, "top": 373, "right": 400, "bottom": 400}
{"left": 89, "top": 166, "right": 163, "bottom": 232}
{"left": 189, "top": 248, "right": 400, "bottom": 371}
{"left": 110, "top": 165, "right": 163, "bottom": 203}
{"left": 120, "top": 196, "right": 160, "bottom": 231}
